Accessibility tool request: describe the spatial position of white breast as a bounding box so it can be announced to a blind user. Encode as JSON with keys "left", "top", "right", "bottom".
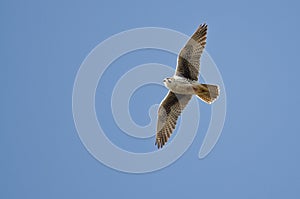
{"left": 166, "top": 76, "right": 195, "bottom": 95}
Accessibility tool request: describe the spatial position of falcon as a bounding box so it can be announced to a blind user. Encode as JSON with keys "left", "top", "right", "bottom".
{"left": 155, "top": 23, "right": 219, "bottom": 148}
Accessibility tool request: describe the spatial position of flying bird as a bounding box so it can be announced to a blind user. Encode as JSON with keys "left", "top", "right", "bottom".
{"left": 155, "top": 23, "right": 219, "bottom": 149}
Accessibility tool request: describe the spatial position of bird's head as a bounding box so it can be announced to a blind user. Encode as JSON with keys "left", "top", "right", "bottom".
{"left": 163, "top": 77, "right": 173, "bottom": 86}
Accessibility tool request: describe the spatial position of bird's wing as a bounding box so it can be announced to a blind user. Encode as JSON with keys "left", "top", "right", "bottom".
{"left": 155, "top": 91, "right": 192, "bottom": 148}
{"left": 175, "top": 24, "right": 208, "bottom": 81}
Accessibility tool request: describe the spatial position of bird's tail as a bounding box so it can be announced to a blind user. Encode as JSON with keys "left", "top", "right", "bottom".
{"left": 193, "top": 84, "right": 219, "bottom": 104}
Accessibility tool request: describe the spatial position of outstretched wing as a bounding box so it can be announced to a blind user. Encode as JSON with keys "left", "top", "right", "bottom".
{"left": 176, "top": 24, "right": 208, "bottom": 81}
{"left": 155, "top": 92, "right": 192, "bottom": 148}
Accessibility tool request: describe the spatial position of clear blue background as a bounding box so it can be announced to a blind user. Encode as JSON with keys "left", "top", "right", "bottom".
{"left": 1, "top": 0, "right": 300, "bottom": 198}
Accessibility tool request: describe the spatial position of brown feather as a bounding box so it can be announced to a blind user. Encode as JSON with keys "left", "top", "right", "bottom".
{"left": 175, "top": 24, "right": 208, "bottom": 81}
{"left": 155, "top": 92, "right": 192, "bottom": 148}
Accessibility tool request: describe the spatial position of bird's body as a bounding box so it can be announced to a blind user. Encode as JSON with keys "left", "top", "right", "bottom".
{"left": 155, "top": 23, "right": 220, "bottom": 149}
{"left": 163, "top": 76, "right": 196, "bottom": 95}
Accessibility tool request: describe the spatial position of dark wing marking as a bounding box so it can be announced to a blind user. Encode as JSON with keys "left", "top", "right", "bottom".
{"left": 155, "top": 91, "right": 192, "bottom": 148}
{"left": 175, "top": 24, "right": 208, "bottom": 81}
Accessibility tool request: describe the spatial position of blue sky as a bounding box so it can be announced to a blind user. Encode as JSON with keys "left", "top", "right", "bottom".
{"left": 1, "top": 0, "right": 300, "bottom": 198}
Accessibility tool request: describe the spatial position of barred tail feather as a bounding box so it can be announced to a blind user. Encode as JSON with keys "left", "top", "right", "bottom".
{"left": 193, "top": 84, "right": 219, "bottom": 104}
